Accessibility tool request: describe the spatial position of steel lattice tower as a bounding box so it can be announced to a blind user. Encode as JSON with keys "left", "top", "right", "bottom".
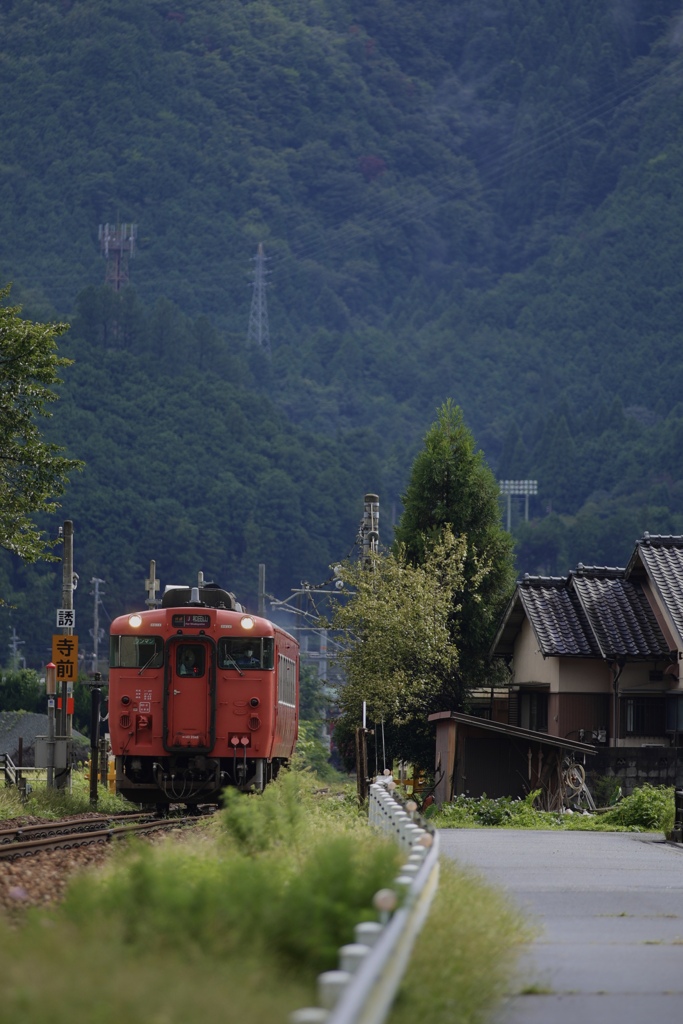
{"left": 247, "top": 243, "right": 271, "bottom": 356}
{"left": 99, "top": 222, "right": 137, "bottom": 290}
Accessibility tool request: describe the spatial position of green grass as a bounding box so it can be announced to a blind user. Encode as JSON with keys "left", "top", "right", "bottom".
{"left": 0, "top": 770, "right": 530, "bottom": 1023}
{"left": 388, "top": 859, "right": 529, "bottom": 1024}
{"left": 0, "top": 772, "right": 400, "bottom": 1023}
{"left": 430, "top": 785, "right": 676, "bottom": 834}
{"left": 0, "top": 768, "right": 135, "bottom": 820}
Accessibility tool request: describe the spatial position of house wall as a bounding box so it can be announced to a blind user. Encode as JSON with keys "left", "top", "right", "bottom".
{"left": 618, "top": 662, "right": 664, "bottom": 692}
{"left": 557, "top": 659, "right": 609, "bottom": 693}
{"left": 641, "top": 578, "right": 679, "bottom": 654}
{"left": 549, "top": 692, "right": 610, "bottom": 744}
{"left": 513, "top": 618, "right": 558, "bottom": 686}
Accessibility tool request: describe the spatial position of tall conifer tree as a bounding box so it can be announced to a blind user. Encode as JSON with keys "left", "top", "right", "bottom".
{"left": 394, "top": 400, "right": 516, "bottom": 695}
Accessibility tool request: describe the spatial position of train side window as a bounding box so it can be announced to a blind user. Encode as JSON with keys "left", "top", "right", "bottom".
{"left": 218, "top": 638, "right": 274, "bottom": 670}
{"left": 110, "top": 635, "right": 164, "bottom": 669}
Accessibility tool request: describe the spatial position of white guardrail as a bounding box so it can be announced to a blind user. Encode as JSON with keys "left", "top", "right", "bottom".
{"left": 289, "top": 776, "right": 440, "bottom": 1024}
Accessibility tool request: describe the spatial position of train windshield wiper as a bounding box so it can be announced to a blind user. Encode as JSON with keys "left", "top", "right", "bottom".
{"left": 223, "top": 653, "right": 244, "bottom": 677}
{"left": 138, "top": 651, "right": 160, "bottom": 675}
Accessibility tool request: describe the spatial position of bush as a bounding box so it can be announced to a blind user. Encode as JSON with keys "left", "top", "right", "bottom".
{"left": 432, "top": 791, "right": 551, "bottom": 829}
{"left": 0, "top": 768, "right": 528, "bottom": 1024}
{"left": 292, "top": 719, "right": 344, "bottom": 782}
{"left": 431, "top": 783, "right": 676, "bottom": 833}
{"left": 63, "top": 770, "right": 402, "bottom": 974}
{"left": 600, "top": 784, "right": 675, "bottom": 833}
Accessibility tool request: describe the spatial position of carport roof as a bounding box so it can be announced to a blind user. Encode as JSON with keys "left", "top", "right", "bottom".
{"left": 428, "top": 711, "right": 597, "bottom": 755}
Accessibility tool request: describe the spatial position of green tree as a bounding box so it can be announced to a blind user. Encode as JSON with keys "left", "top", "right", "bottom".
{"left": 0, "top": 287, "right": 83, "bottom": 564}
{"left": 329, "top": 527, "right": 469, "bottom": 769}
{"left": 0, "top": 669, "right": 44, "bottom": 713}
{"left": 394, "top": 401, "right": 517, "bottom": 691}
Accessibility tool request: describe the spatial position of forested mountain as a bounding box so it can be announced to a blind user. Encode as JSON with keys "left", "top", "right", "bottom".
{"left": 2, "top": 0, "right": 683, "bottom": 664}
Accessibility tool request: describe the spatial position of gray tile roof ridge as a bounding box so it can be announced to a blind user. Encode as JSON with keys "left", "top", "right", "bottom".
{"left": 520, "top": 573, "right": 567, "bottom": 587}
{"left": 571, "top": 563, "right": 625, "bottom": 578}
{"left": 636, "top": 533, "right": 683, "bottom": 547}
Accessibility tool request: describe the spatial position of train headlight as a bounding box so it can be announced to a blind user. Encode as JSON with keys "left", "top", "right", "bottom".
{"left": 128, "top": 615, "right": 143, "bottom": 628}
{"left": 240, "top": 616, "right": 255, "bottom": 630}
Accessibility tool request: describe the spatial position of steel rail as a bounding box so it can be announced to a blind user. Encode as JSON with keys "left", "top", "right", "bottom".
{"left": 0, "top": 812, "right": 161, "bottom": 844}
{"left": 0, "top": 817, "right": 200, "bottom": 860}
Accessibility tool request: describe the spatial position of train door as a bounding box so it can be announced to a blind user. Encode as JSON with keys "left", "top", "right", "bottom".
{"left": 164, "top": 638, "right": 215, "bottom": 752}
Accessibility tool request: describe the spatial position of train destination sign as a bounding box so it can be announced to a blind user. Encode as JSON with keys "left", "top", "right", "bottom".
{"left": 172, "top": 613, "right": 211, "bottom": 628}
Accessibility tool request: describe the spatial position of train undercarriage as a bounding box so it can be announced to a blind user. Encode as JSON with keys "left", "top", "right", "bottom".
{"left": 116, "top": 753, "right": 283, "bottom": 807}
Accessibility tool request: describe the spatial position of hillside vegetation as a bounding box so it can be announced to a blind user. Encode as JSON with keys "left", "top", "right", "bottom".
{"left": 2, "top": 1, "right": 683, "bottom": 660}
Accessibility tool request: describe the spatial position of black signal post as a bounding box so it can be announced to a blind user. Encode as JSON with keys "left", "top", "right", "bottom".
{"left": 85, "top": 673, "right": 103, "bottom": 806}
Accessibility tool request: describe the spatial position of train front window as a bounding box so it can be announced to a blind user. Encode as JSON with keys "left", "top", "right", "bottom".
{"left": 110, "top": 635, "right": 164, "bottom": 669}
{"left": 176, "top": 643, "right": 206, "bottom": 678}
{"left": 218, "top": 638, "right": 274, "bottom": 671}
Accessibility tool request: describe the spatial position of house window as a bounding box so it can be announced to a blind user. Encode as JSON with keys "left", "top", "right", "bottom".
{"left": 666, "top": 694, "right": 683, "bottom": 733}
{"left": 621, "top": 696, "right": 666, "bottom": 737}
{"left": 520, "top": 692, "right": 548, "bottom": 732}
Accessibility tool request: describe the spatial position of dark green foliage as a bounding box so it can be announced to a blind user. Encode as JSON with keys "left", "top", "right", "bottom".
{"left": 0, "top": 668, "right": 95, "bottom": 735}
{"left": 0, "top": 289, "right": 83, "bottom": 563}
{"left": 394, "top": 402, "right": 516, "bottom": 691}
{"left": 2, "top": 1, "right": 683, "bottom": 656}
{"left": 0, "top": 670, "right": 44, "bottom": 713}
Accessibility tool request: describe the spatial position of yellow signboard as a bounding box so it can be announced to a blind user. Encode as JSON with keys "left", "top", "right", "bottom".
{"left": 52, "top": 634, "right": 78, "bottom": 680}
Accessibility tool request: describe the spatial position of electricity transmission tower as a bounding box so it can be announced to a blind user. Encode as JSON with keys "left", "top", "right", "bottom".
{"left": 99, "top": 222, "right": 137, "bottom": 290}
{"left": 247, "top": 242, "right": 271, "bottom": 356}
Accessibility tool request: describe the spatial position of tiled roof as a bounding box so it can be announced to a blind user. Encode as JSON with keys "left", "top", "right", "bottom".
{"left": 570, "top": 569, "right": 671, "bottom": 660}
{"left": 628, "top": 535, "right": 683, "bottom": 645}
{"left": 491, "top": 559, "right": 673, "bottom": 662}
{"left": 518, "top": 576, "right": 600, "bottom": 658}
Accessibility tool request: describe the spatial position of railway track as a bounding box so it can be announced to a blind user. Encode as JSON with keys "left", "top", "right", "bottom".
{"left": 0, "top": 812, "right": 210, "bottom": 860}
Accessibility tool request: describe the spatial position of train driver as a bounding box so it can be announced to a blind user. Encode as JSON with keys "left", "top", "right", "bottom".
{"left": 178, "top": 646, "right": 201, "bottom": 676}
{"left": 239, "top": 646, "right": 260, "bottom": 668}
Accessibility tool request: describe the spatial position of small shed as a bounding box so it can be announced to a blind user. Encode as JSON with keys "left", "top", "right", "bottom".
{"left": 428, "top": 711, "right": 596, "bottom": 810}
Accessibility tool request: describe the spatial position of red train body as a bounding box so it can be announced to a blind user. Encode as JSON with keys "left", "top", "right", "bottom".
{"left": 108, "top": 581, "right": 299, "bottom": 807}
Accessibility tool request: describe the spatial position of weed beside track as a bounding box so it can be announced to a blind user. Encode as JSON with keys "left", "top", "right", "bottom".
{"left": 0, "top": 771, "right": 528, "bottom": 1024}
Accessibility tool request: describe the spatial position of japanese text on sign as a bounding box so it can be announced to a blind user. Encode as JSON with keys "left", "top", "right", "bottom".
{"left": 52, "top": 634, "right": 79, "bottom": 679}
{"left": 56, "top": 608, "right": 76, "bottom": 628}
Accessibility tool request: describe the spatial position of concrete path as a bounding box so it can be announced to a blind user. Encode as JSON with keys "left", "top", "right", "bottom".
{"left": 439, "top": 829, "right": 683, "bottom": 1024}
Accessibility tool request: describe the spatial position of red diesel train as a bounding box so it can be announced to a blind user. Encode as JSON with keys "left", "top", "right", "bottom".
{"left": 108, "top": 578, "right": 299, "bottom": 808}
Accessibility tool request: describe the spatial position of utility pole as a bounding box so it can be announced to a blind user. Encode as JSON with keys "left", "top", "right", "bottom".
{"left": 247, "top": 242, "right": 271, "bottom": 356}
{"left": 56, "top": 521, "right": 76, "bottom": 790}
{"left": 258, "top": 563, "right": 266, "bottom": 617}
{"left": 8, "top": 627, "right": 25, "bottom": 670}
{"left": 45, "top": 663, "right": 56, "bottom": 789}
{"left": 145, "top": 560, "right": 161, "bottom": 608}
{"left": 90, "top": 577, "right": 105, "bottom": 673}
